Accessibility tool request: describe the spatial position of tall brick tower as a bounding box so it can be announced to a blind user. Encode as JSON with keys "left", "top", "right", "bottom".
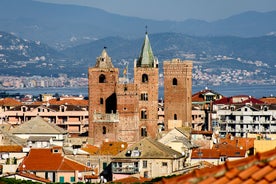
{"left": 134, "top": 32, "right": 159, "bottom": 139}
{"left": 163, "top": 59, "right": 193, "bottom": 130}
{"left": 88, "top": 48, "right": 119, "bottom": 145}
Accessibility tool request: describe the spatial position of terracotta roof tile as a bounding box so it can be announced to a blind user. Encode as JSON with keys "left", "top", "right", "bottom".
{"left": 227, "top": 177, "right": 243, "bottom": 184}
{"left": 238, "top": 165, "right": 260, "bottom": 180}
{"left": 0, "top": 98, "right": 22, "bottom": 106}
{"left": 198, "top": 177, "right": 216, "bottom": 184}
{"left": 153, "top": 149, "right": 276, "bottom": 184}
{"left": 48, "top": 99, "right": 88, "bottom": 106}
{"left": 113, "top": 176, "right": 151, "bottom": 183}
{"left": 18, "top": 148, "right": 91, "bottom": 172}
{"left": 242, "top": 178, "right": 257, "bottom": 184}
{"left": 98, "top": 141, "right": 128, "bottom": 155}
{"left": 251, "top": 165, "right": 273, "bottom": 181}
{"left": 259, "top": 97, "right": 276, "bottom": 104}
{"left": 224, "top": 168, "right": 240, "bottom": 179}
{"left": 0, "top": 145, "right": 22, "bottom": 152}
{"left": 256, "top": 180, "right": 270, "bottom": 184}
{"left": 265, "top": 168, "right": 276, "bottom": 181}
{"left": 212, "top": 176, "right": 229, "bottom": 184}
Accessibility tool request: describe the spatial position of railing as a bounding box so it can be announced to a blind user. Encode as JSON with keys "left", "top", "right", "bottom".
{"left": 93, "top": 112, "right": 119, "bottom": 123}
{"left": 112, "top": 166, "right": 139, "bottom": 174}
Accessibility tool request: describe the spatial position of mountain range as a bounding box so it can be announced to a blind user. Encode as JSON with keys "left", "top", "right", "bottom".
{"left": 1, "top": 0, "right": 276, "bottom": 49}
{"left": 0, "top": 0, "right": 275, "bottom": 86}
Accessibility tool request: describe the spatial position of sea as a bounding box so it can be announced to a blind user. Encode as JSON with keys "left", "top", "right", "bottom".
{"left": 1, "top": 84, "right": 275, "bottom": 99}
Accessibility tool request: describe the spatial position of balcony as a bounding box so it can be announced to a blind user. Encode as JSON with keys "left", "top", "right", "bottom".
{"left": 93, "top": 112, "right": 119, "bottom": 123}
{"left": 112, "top": 166, "right": 139, "bottom": 174}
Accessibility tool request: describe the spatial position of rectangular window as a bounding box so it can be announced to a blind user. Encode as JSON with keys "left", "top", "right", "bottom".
{"left": 59, "top": 176, "right": 64, "bottom": 183}
{"left": 162, "top": 162, "right": 168, "bottom": 166}
{"left": 70, "top": 176, "right": 75, "bottom": 182}
{"left": 103, "top": 162, "right": 107, "bottom": 169}
{"left": 143, "top": 160, "right": 147, "bottom": 168}
{"left": 141, "top": 93, "right": 148, "bottom": 101}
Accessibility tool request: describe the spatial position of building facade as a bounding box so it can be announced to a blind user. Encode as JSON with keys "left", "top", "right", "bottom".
{"left": 88, "top": 33, "right": 193, "bottom": 145}
{"left": 163, "top": 58, "right": 193, "bottom": 130}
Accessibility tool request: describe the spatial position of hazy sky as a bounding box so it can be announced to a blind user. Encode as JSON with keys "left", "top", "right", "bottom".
{"left": 36, "top": 0, "right": 276, "bottom": 21}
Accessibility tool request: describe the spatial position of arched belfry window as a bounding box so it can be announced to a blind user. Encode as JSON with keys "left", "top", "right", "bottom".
{"left": 173, "top": 78, "right": 178, "bottom": 86}
{"left": 100, "top": 98, "right": 104, "bottom": 105}
{"left": 174, "top": 114, "right": 177, "bottom": 120}
{"left": 142, "top": 74, "right": 148, "bottom": 83}
{"left": 99, "top": 74, "right": 106, "bottom": 83}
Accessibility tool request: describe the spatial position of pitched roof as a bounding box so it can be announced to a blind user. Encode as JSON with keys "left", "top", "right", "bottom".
{"left": 259, "top": 97, "right": 276, "bottom": 104}
{"left": 98, "top": 141, "right": 128, "bottom": 156}
{"left": 0, "top": 145, "right": 22, "bottom": 152}
{"left": 192, "top": 89, "right": 223, "bottom": 102}
{"left": 4, "top": 172, "right": 51, "bottom": 183}
{"left": 213, "top": 95, "right": 264, "bottom": 105}
{"left": 136, "top": 32, "right": 156, "bottom": 68}
{"left": 0, "top": 98, "right": 22, "bottom": 106}
{"left": 191, "top": 148, "right": 246, "bottom": 159}
{"left": 156, "top": 148, "right": 276, "bottom": 183}
{"left": 18, "top": 148, "right": 91, "bottom": 172}
{"left": 94, "top": 48, "right": 114, "bottom": 68}
{"left": 48, "top": 99, "right": 88, "bottom": 106}
{"left": 114, "top": 137, "right": 183, "bottom": 159}
{"left": 9, "top": 116, "right": 67, "bottom": 134}
{"left": 113, "top": 176, "right": 151, "bottom": 183}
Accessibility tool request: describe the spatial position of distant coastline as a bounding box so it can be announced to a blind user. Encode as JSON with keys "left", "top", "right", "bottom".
{"left": 1, "top": 84, "right": 275, "bottom": 99}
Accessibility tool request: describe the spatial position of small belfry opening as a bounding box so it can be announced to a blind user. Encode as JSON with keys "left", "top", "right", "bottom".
{"left": 173, "top": 78, "right": 178, "bottom": 85}
{"left": 99, "top": 74, "right": 106, "bottom": 83}
{"left": 142, "top": 74, "right": 148, "bottom": 83}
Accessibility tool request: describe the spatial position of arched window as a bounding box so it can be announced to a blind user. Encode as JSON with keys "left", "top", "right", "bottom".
{"left": 172, "top": 78, "right": 177, "bottom": 86}
{"left": 174, "top": 114, "right": 177, "bottom": 120}
{"left": 99, "top": 74, "right": 106, "bottom": 83}
{"left": 141, "top": 109, "right": 147, "bottom": 119}
{"left": 142, "top": 74, "right": 148, "bottom": 83}
{"left": 103, "top": 126, "right": 106, "bottom": 134}
{"left": 100, "top": 98, "right": 104, "bottom": 104}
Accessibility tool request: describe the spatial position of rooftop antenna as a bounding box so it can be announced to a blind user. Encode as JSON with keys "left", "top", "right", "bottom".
{"left": 145, "top": 25, "right": 148, "bottom": 34}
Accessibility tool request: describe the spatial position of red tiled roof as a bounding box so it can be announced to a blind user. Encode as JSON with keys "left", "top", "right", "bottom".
{"left": 98, "top": 141, "right": 128, "bottom": 155}
{"left": 18, "top": 172, "right": 51, "bottom": 183}
{"left": 48, "top": 99, "right": 88, "bottom": 106}
{"left": 213, "top": 95, "right": 264, "bottom": 105}
{"left": 18, "top": 148, "right": 91, "bottom": 172}
{"left": 0, "top": 98, "right": 22, "bottom": 106}
{"left": 0, "top": 145, "right": 22, "bottom": 152}
{"left": 81, "top": 144, "right": 99, "bottom": 155}
{"left": 156, "top": 149, "right": 276, "bottom": 184}
{"left": 191, "top": 148, "right": 246, "bottom": 159}
{"left": 113, "top": 176, "right": 151, "bottom": 183}
{"left": 218, "top": 137, "right": 254, "bottom": 150}
{"left": 259, "top": 97, "right": 276, "bottom": 104}
{"left": 192, "top": 89, "right": 223, "bottom": 102}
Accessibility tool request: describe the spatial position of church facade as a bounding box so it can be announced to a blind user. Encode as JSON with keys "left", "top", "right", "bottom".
{"left": 88, "top": 33, "right": 192, "bottom": 146}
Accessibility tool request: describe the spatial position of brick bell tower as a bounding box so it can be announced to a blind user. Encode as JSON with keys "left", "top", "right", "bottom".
{"left": 134, "top": 32, "right": 159, "bottom": 139}
{"left": 163, "top": 58, "right": 193, "bottom": 130}
{"left": 88, "top": 48, "right": 119, "bottom": 146}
